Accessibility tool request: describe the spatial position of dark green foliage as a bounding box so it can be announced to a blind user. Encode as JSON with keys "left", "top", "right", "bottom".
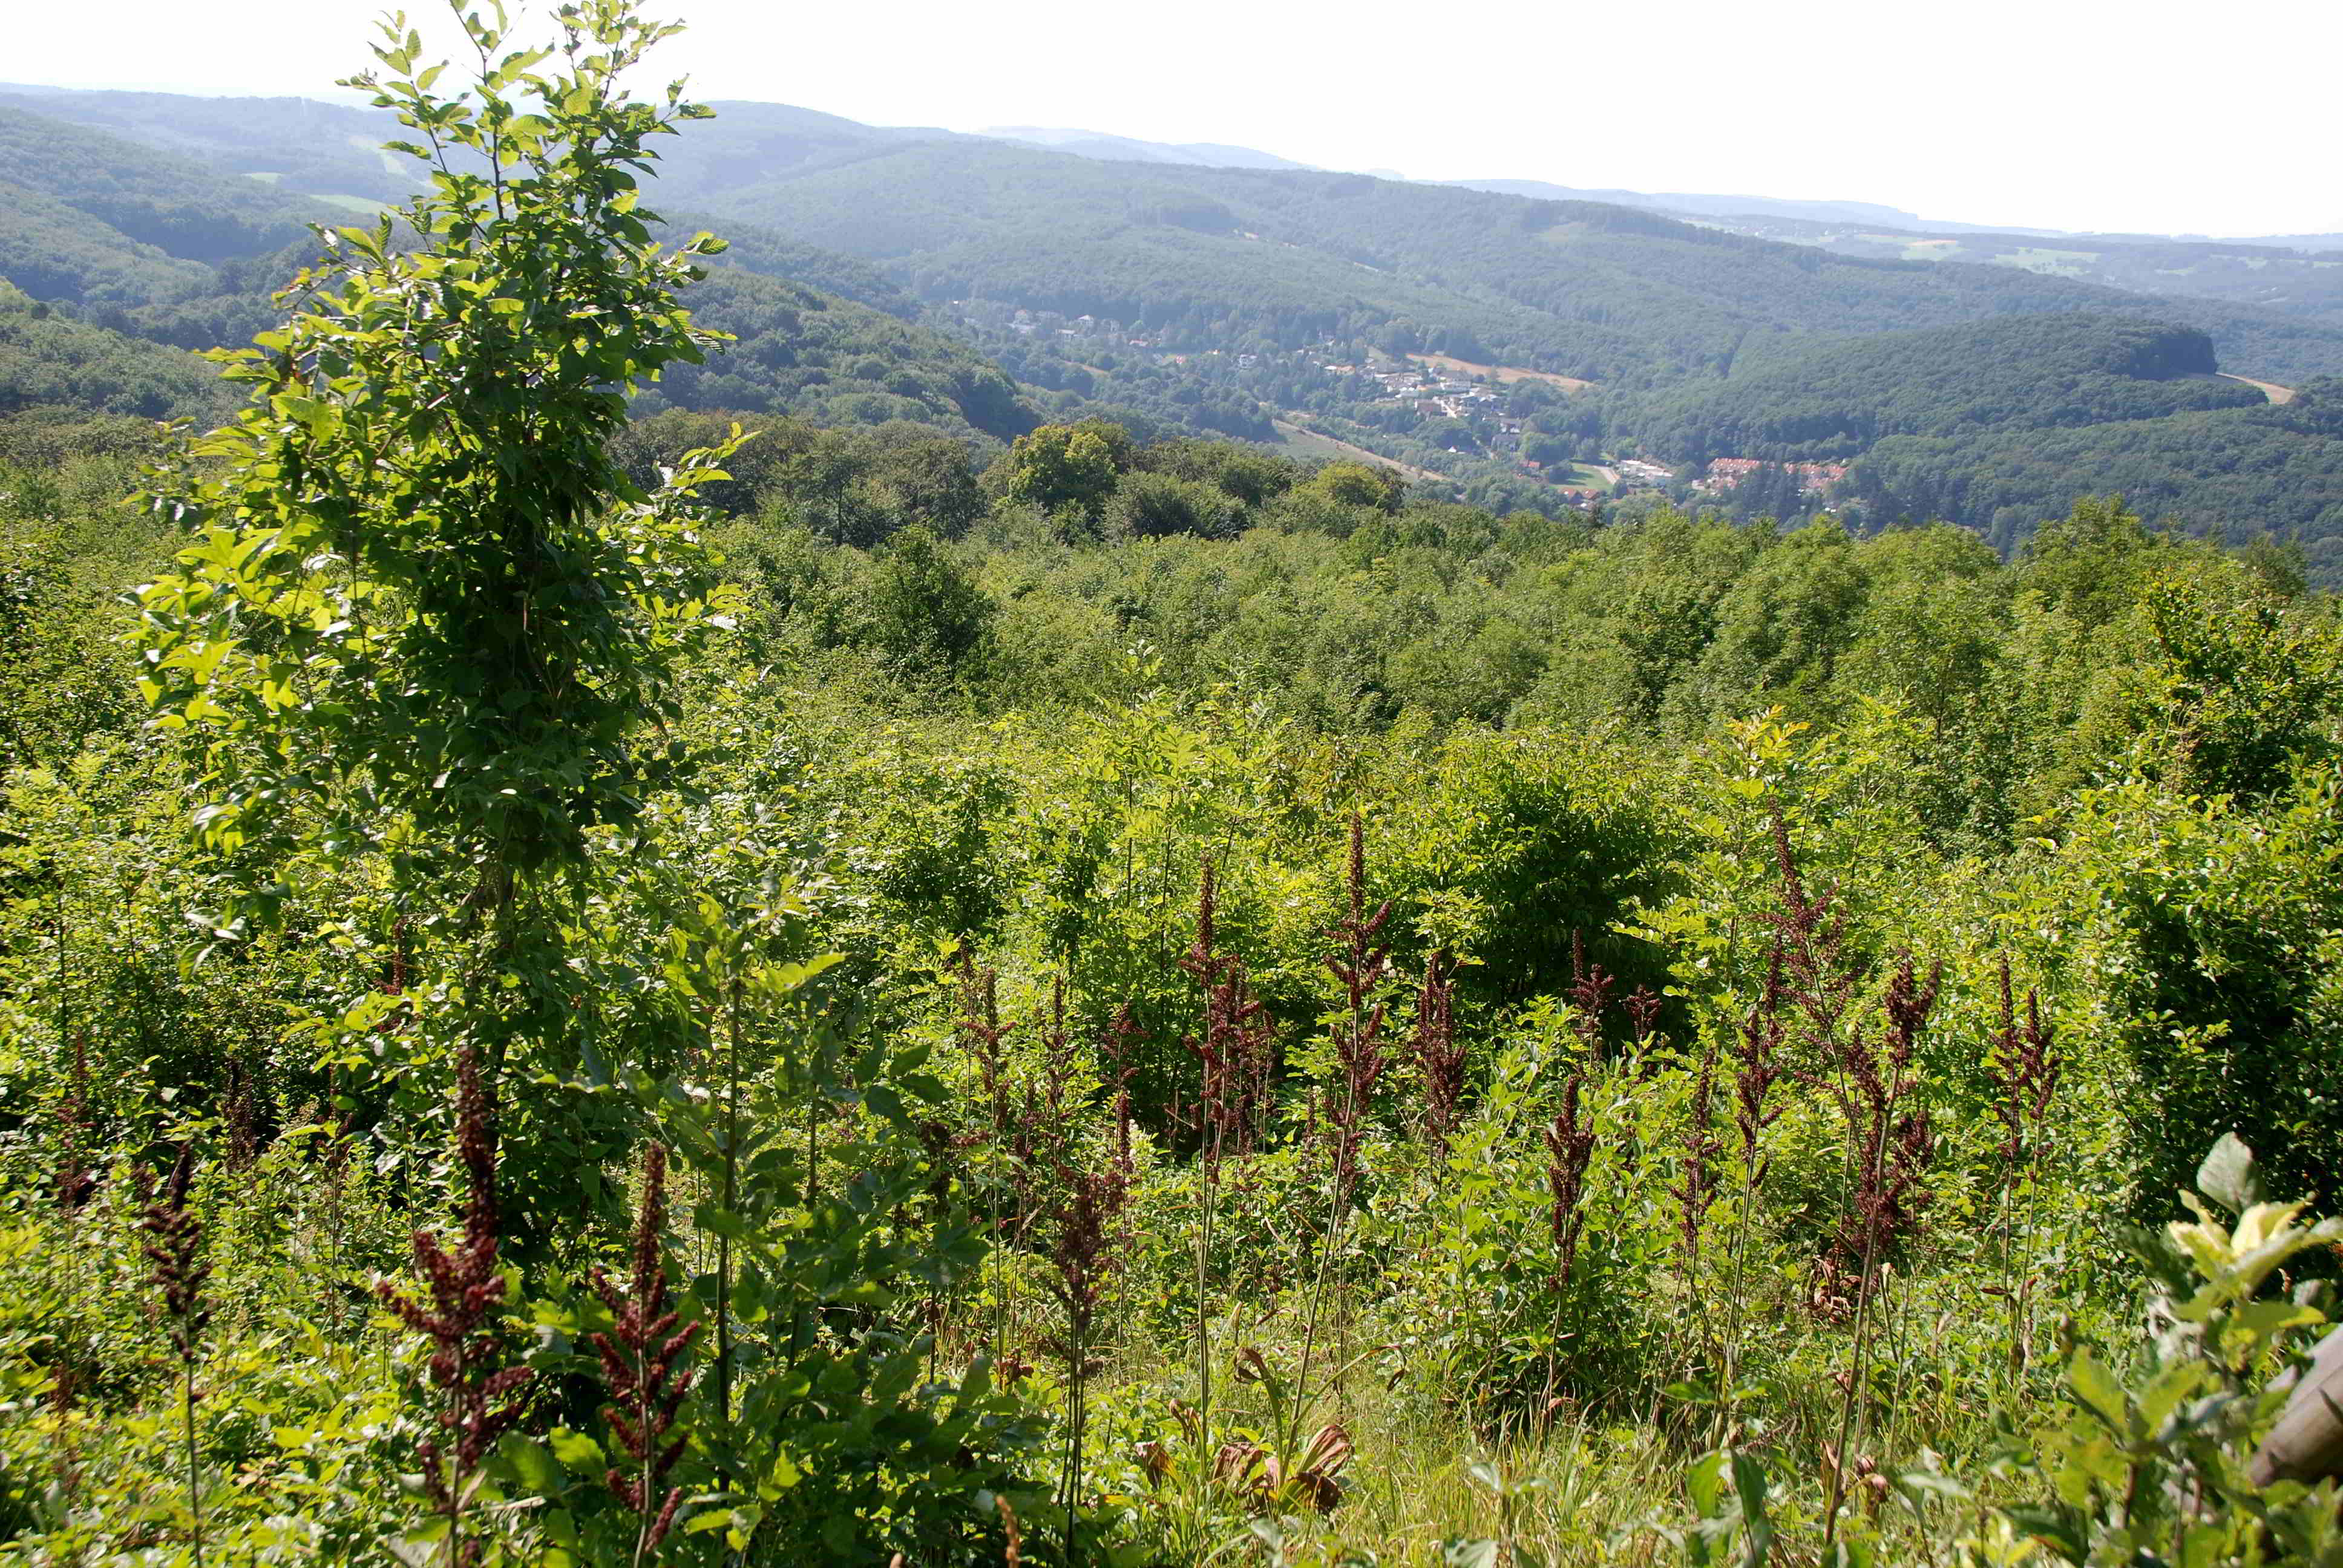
{"left": 1107, "top": 469, "right": 1238, "bottom": 540}
{"left": 0, "top": 285, "right": 235, "bottom": 422}
{"left": 1844, "top": 379, "right": 2343, "bottom": 573}
{"left": 640, "top": 264, "right": 1037, "bottom": 444}
{"left": 1624, "top": 315, "right": 2258, "bottom": 464}
{"left": 862, "top": 525, "right": 996, "bottom": 678}
{"left": 0, "top": 105, "right": 329, "bottom": 267}
{"left": 710, "top": 140, "right": 2343, "bottom": 385}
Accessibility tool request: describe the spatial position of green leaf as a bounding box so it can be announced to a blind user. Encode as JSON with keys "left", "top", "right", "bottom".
{"left": 2198, "top": 1133, "right": 2261, "bottom": 1214}
{"left": 2066, "top": 1351, "right": 2131, "bottom": 1436}
{"left": 548, "top": 1428, "right": 605, "bottom": 1472}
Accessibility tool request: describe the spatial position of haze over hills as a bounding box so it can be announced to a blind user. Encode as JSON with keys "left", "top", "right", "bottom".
{"left": 0, "top": 98, "right": 1039, "bottom": 444}
{"left": 4, "top": 80, "right": 2343, "bottom": 572}
{"left": 1437, "top": 178, "right": 2059, "bottom": 236}
{"left": 978, "top": 126, "right": 1312, "bottom": 171}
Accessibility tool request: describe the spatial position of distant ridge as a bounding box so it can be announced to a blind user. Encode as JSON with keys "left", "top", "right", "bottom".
{"left": 978, "top": 126, "right": 1312, "bottom": 171}
{"left": 1438, "top": 177, "right": 2071, "bottom": 237}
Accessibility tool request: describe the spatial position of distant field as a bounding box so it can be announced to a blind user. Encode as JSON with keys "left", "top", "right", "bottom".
{"left": 1901, "top": 238, "right": 1964, "bottom": 261}
{"left": 2216, "top": 371, "right": 2299, "bottom": 405}
{"left": 1271, "top": 417, "right": 1450, "bottom": 483}
{"left": 1407, "top": 352, "right": 1594, "bottom": 391}
{"left": 309, "top": 192, "right": 390, "bottom": 215}
{"left": 1997, "top": 247, "right": 2098, "bottom": 276}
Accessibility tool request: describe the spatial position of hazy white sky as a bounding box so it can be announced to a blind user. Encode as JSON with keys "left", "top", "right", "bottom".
{"left": 13, "top": 0, "right": 2336, "bottom": 237}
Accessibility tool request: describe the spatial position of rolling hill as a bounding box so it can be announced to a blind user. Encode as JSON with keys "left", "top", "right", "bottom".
{"left": 1619, "top": 316, "right": 2266, "bottom": 463}
{"left": 0, "top": 102, "right": 1038, "bottom": 448}
{"left": 980, "top": 126, "right": 1313, "bottom": 170}
{"left": 8, "top": 82, "right": 2343, "bottom": 571}
{"left": 692, "top": 138, "right": 2343, "bottom": 389}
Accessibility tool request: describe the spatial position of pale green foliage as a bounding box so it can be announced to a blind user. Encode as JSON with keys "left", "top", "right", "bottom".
{"left": 133, "top": 0, "right": 742, "bottom": 890}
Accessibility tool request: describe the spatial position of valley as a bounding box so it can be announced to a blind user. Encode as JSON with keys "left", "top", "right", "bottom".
{"left": 9, "top": 83, "right": 2343, "bottom": 571}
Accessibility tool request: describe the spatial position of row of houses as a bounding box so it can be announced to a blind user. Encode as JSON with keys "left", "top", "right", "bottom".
{"left": 1693, "top": 457, "right": 1849, "bottom": 495}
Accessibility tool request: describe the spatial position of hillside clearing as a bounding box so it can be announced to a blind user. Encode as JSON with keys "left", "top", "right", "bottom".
{"left": 1407, "top": 351, "right": 1595, "bottom": 391}
{"left": 2218, "top": 371, "right": 2299, "bottom": 404}
{"left": 1271, "top": 416, "right": 1450, "bottom": 482}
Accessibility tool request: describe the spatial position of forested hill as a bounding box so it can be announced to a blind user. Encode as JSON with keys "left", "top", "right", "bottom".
{"left": 0, "top": 105, "right": 334, "bottom": 266}
{"left": 11, "top": 82, "right": 2343, "bottom": 566}
{"left": 1843, "top": 379, "right": 2343, "bottom": 563}
{"left": 19, "top": 82, "right": 2343, "bottom": 390}
{"left": 0, "top": 281, "right": 235, "bottom": 422}
{"left": 1622, "top": 316, "right": 2263, "bottom": 463}
{"left": 1680, "top": 210, "right": 2343, "bottom": 328}
{"left": 698, "top": 137, "right": 2343, "bottom": 389}
{"left": 0, "top": 102, "right": 1038, "bottom": 446}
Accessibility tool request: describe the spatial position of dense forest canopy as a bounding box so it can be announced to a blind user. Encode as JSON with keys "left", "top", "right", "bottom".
{"left": 1621, "top": 315, "right": 2259, "bottom": 463}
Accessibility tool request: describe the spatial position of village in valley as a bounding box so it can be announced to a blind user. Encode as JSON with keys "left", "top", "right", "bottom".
{"left": 960, "top": 301, "right": 1850, "bottom": 512}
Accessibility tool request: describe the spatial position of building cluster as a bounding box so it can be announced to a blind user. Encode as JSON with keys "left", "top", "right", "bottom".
{"left": 956, "top": 302, "right": 1161, "bottom": 348}
{"left": 1692, "top": 457, "right": 1849, "bottom": 495}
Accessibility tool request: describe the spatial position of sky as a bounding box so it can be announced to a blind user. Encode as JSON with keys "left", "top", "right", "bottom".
{"left": 13, "top": 0, "right": 2337, "bottom": 237}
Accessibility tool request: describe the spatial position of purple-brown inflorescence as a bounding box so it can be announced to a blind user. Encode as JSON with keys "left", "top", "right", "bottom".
{"left": 1672, "top": 1047, "right": 1720, "bottom": 1274}
{"left": 1988, "top": 957, "right": 2062, "bottom": 1186}
{"left": 1323, "top": 812, "right": 1393, "bottom": 1206}
{"left": 1101, "top": 1001, "right": 1142, "bottom": 1181}
{"left": 1764, "top": 812, "right": 1856, "bottom": 1059}
{"left": 1182, "top": 862, "right": 1276, "bottom": 1160}
{"left": 955, "top": 961, "right": 1017, "bottom": 1146}
{"left": 1046, "top": 1165, "right": 1124, "bottom": 1361}
{"left": 139, "top": 1143, "right": 211, "bottom": 1364}
{"left": 1567, "top": 932, "right": 1615, "bottom": 1060}
{"left": 1544, "top": 1074, "right": 1597, "bottom": 1289}
{"left": 224, "top": 1053, "right": 263, "bottom": 1172}
{"left": 1622, "top": 987, "right": 1663, "bottom": 1054}
{"left": 591, "top": 1142, "right": 697, "bottom": 1561}
{"left": 1414, "top": 952, "right": 1466, "bottom": 1160}
{"left": 1046, "top": 1160, "right": 1129, "bottom": 1538}
{"left": 57, "top": 1032, "right": 96, "bottom": 1217}
{"left": 140, "top": 1141, "right": 211, "bottom": 1567}
{"left": 1803, "top": 957, "right": 1942, "bottom": 1299}
{"left": 375, "top": 1046, "right": 532, "bottom": 1568}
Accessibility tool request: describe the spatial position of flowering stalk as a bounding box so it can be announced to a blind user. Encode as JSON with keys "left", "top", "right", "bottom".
{"left": 48, "top": 1031, "right": 95, "bottom": 1494}
{"left": 1541, "top": 1071, "right": 1598, "bottom": 1396}
{"left": 1545, "top": 1074, "right": 1596, "bottom": 1291}
{"left": 1177, "top": 863, "right": 1240, "bottom": 1439}
{"left": 140, "top": 1143, "right": 210, "bottom": 1568}
{"left": 591, "top": 1142, "right": 697, "bottom": 1565}
{"left": 1671, "top": 1044, "right": 1719, "bottom": 1331}
{"left": 1718, "top": 958, "right": 1786, "bottom": 1427}
{"left": 1323, "top": 814, "right": 1391, "bottom": 1207}
{"left": 224, "top": 1053, "right": 263, "bottom": 1171}
{"left": 1811, "top": 958, "right": 1940, "bottom": 1557}
{"left": 1297, "top": 812, "right": 1391, "bottom": 1422}
{"left": 955, "top": 959, "right": 1021, "bottom": 1362}
{"left": 1414, "top": 952, "right": 1465, "bottom": 1161}
{"left": 377, "top": 1047, "right": 532, "bottom": 1568}
{"left": 1987, "top": 958, "right": 2061, "bottom": 1376}
{"left": 1623, "top": 987, "right": 1663, "bottom": 1056}
{"left": 1045, "top": 1165, "right": 1126, "bottom": 1564}
{"left": 1567, "top": 932, "right": 1614, "bottom": 1062}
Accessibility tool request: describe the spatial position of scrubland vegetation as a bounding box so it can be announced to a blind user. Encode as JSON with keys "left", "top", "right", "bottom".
{"left": 5, "top": 7, "right": 2343, "bottom": 1566}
